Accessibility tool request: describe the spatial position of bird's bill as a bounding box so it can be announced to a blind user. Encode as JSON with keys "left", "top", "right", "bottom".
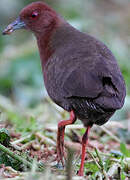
{"left": 3, "top": 17, "right": 26, "bottom": 35}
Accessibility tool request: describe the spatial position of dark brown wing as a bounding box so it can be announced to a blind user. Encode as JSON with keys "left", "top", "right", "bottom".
{"left": 63, "top": 67, "right": 103, "bottom": 98}
{"left": 62, "top": 57, "right": 126, "bottom": 110}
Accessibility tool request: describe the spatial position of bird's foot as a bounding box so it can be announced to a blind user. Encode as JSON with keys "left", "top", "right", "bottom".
{"left": 56, "top": 125, "right": 67, "bottom": 166}
{"left": 78, "top": 168, "right": 84, "bottom": 176}
{"left": 56, "top": 111, "right": 76, "bottom": 168}
{"left": 55, "top": 162, "right": 64, "bottom": 169}
{"left": 56, "top": 140, "right": 66, "bottom": 167}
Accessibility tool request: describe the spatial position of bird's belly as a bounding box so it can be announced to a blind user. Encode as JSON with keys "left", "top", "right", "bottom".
{"left": 74, "top": 108, "right": 115, "bottom": 127}
{"left": 43, "top": 58, "right": 73, "bottom": 111}
{"left": 44, "top": 76, "right": 72, "bottom": 111}
{"left": 68, "top": 98, "right": 115, "bottom": 127}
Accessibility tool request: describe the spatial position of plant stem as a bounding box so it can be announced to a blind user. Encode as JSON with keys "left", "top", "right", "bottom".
{"left": 66, "top": 148, "right": 74, "bottom": 180}
{"left": 95, "top": 148, "right": 109, "bottom": 180}
{"left": 0, "top": 143, "right": 32, "bottom": 168}
{"left": 0, "top": 143, "right": 44, "bottom": 171}
{"left": 87, "top": 150, "right": 101, "bottom": 170}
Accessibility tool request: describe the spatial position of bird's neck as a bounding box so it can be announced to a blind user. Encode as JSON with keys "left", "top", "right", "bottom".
{"left": 36, "top": 18, "right": 64, "bottom": 68}
{"left": 37, "top": 32, "right": 53, "bottom": 67}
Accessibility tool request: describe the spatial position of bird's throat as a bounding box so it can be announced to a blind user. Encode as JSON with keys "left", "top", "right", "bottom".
{"left": 37, "top": 32, "right": 54, "bottom": 67}
{"left": 36, "top": 19, "right": 62, "bottom": 68}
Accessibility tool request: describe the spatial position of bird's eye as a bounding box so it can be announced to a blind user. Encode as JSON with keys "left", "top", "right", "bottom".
{"left": 31, "top": 11, "right": 38, "bottom": 18}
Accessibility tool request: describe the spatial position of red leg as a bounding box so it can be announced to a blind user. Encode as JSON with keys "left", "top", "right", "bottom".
{"left": 57, "top": 110, "right": 76, "bottom": 166}
{"left": 78, "top": 126, "right": 91, "bottom": 176}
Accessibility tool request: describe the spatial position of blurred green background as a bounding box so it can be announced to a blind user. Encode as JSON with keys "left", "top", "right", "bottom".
{"left": 0, "top": 0, "right": 130, "bottom": 122}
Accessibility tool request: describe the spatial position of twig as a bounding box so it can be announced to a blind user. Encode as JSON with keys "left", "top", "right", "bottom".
{"left": 45, "top": 121, "right": 125, "bottom": 132}
{"left": 35, "top": 132, "right": 56, "bottom": 146}
{"left": 104, "top": 121, "right": 125, "bottom": 129}
{"left": 11, "top": 134, "right": 32, "bottom": 145}
{"left": 99, "top": 126, "right": 121, "bottom": 143}
{"left": 5, "top": 166, "right": 19, "bottom": 174}
{"left": 10, "top": 143, "right": 22, "bottom": 151}
{"left": 45, "top": 124, "right": 84, "bottom": 132}
{"left": 20, "top": 140, "right": 35, "bottom": 150}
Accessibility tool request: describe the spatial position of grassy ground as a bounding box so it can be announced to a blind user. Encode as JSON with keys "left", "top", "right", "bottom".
{"left": 0, "top": 94, "right": 129, "bottom": 180}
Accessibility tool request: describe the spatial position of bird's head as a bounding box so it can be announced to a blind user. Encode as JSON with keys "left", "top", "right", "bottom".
{"left": 3, "top": 1, "right": 59, "bottom": 36}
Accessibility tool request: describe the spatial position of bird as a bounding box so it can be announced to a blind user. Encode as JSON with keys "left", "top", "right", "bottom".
{"left": 3, "top": 1, "right": 126, "bottom": 176}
